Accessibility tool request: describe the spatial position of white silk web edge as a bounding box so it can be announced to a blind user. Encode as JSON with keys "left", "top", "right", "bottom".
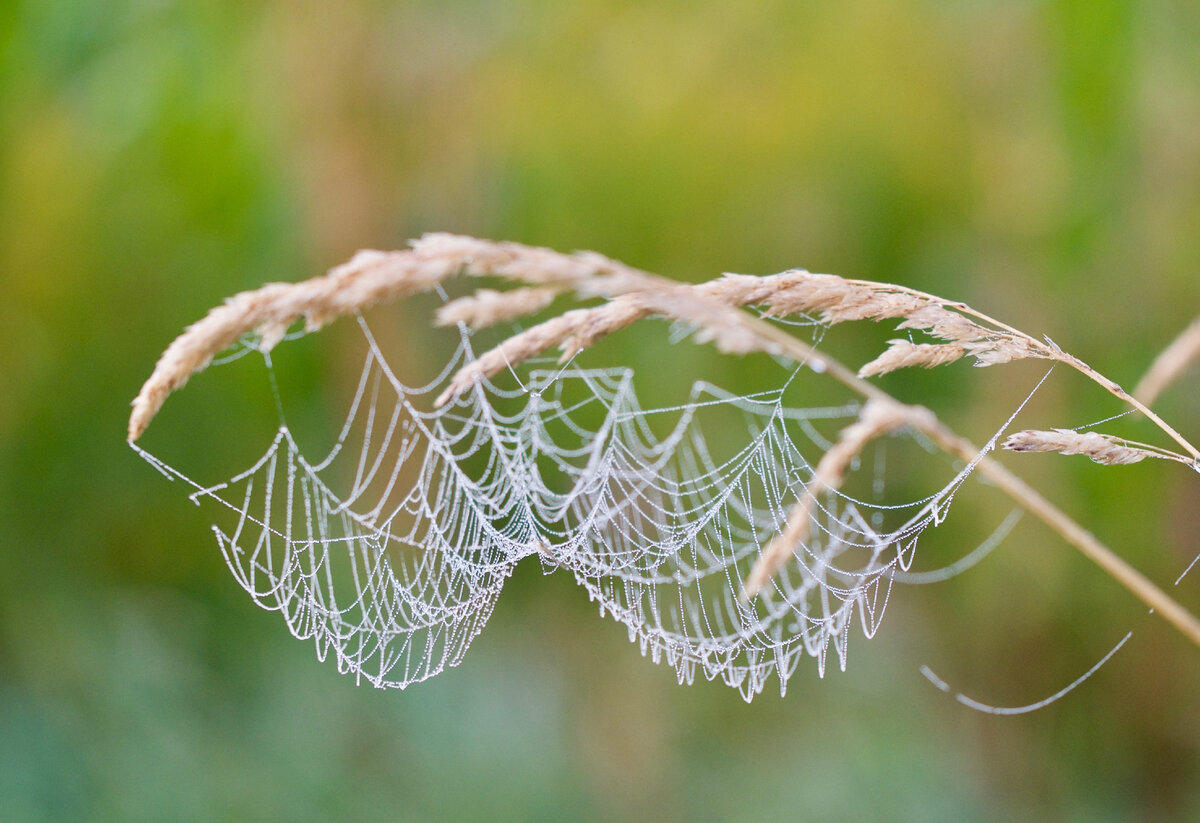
{"left": 133, "top": 315, "right": 1001, "bottom": 702}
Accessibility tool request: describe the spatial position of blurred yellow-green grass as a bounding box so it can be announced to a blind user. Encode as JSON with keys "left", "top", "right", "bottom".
{"left": 2, "top": 0, "right": 1200, "bottom": 820}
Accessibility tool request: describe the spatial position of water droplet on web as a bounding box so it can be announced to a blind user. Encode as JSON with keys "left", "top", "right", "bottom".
{"left": 136, "top": 319, "right": 983, "bottom": 700}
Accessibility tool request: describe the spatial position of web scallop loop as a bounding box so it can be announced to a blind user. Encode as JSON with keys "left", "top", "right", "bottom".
{"left": 137, "top": 317, "right": 976, "bottom": 700}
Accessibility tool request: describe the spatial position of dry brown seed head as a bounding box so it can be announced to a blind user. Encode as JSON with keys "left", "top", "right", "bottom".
{"left": 1002, "top": 429, "right": 1150, "bottom": 466}
{"left": 743, "top": 399, "right": 910, "bottom": 598}
{"left": 435, "top": 287, "right": 561, "bottom": 329}
{"left": 858, "top": 340, "right": 968, "bottom": 378}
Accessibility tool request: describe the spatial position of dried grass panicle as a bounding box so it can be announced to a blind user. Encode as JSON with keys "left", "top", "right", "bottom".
{"left": 965, "top": 338, "right": 1042, "bottom": 366}
{"left": 637, "top": 290, "right": 772, "bottom": 356}
{"left": 133, "top": 236, "right": 1200, "bottom": 468}
{"left": 132, "top": 235, "right": 1200, "bottom": 652}
{"left": 857, "top": 336, "right": 1041, "bottom": 378}
{"left": 129, "top": 235, "right": 660, "bottom": 441}
{"left": 703, "top": 271, "right": 927, "bottom": 324}
{"left": 433, "top": 288, "right": 773, "bottom": 406}
{"left": 433, "top": 295, "right": 666, "bottom": 406}
{"left": 435, "top": 286, "right": 561, "bottom": 329}
{"left": 557, "top": 295, "right": 650, "bottom": 358}
{"left": 858, "top": 341, "right": 968, "bottom": 377}
{"left": 1134, "top": 315, "right": 1200, "bottom": 406}
{"left": 710, "top": 271, "right": 975, "bottom": 337}
{"left": 409, "top": 233, "right": 651, "bottom": 291}
{"left": 433, "top": 310, "right": 591, "bottom": 407}
{"left": 743, "top": 399, "right": 910, "bottom": 598}
{"left": 894, "top": 304, "right": 985, "bottom": 341}
{"left": 436, "top": 266, "right": 1035, "bottom": 407}
{"left": 706, "top": 270, "right": 1048, "bottom": 379}
{"left": 813, "top": 398, "right": 912, "bottom": 487}
{"left": 1002, "top": 429, "right": 1188, "bottom": 467}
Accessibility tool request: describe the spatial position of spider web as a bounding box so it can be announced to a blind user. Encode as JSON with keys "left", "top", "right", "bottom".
{"left": 134, "top": 315, "right": 983, "bottom": 701}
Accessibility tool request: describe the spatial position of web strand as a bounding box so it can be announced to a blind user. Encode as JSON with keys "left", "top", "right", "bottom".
{"left": 136, "top": 318, "right": 982, "bottom": 700}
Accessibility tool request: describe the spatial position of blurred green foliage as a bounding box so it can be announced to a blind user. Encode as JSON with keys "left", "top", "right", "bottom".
{"left": 2, "top": 0, "right": 1200, "bottom": 820}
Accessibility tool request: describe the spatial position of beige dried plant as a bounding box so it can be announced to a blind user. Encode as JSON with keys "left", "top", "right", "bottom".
{"left": 130, "top": 235, "right": 1200, "bottom": 654}
{"left": 1002, "top": 429, "right": 1197, "bottom": 468}
{"left": 742, "top": 398, "right": 912, "bottom": 598}
{"left": 127, "top": 234, "right": 665, "bottom": 442}
{"left": 430, "top": 262, "right": 1197, "bottom": 468}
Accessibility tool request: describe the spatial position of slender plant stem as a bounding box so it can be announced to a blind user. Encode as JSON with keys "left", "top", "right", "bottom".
{"left": 1057, "top": 352, "right": 1200, "bottom": 462}
{"left": 730, "top": 309, "right": 1200, "bottom": 649}
{"left": 923, "top": 422, "right": 1200, "bottom": 649}
{"left": 844, "top": 280, "right": 1200, "bottom": 461}
{"left": 128, "top": 235, "right": 1200, "bottom": 648}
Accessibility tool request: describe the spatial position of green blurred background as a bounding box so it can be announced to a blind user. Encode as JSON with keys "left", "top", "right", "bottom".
{"left": 3, "top": 0, "right": 1200, "bottom": 820}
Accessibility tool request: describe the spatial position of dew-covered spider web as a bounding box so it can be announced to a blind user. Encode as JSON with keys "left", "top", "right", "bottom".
{"left": 134, "top": 314, "right": 995, "bottom": 701}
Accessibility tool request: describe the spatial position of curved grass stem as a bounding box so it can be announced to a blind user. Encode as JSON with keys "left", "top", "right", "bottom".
{"left": 734, "top": 310, "right": 1200, "bottom": 649}
{"left": 845, "top": 280, "right": 1200, "bottom": 462}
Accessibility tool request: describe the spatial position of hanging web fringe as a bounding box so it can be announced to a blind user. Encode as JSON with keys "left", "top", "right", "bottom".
{"left": 134, "top": 316, "right": 984, "bottom": 701}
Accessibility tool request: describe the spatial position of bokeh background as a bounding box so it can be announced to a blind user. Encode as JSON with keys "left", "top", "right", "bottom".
{"left": 3, "top": 0, "right": 1200, "bottom": 820}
